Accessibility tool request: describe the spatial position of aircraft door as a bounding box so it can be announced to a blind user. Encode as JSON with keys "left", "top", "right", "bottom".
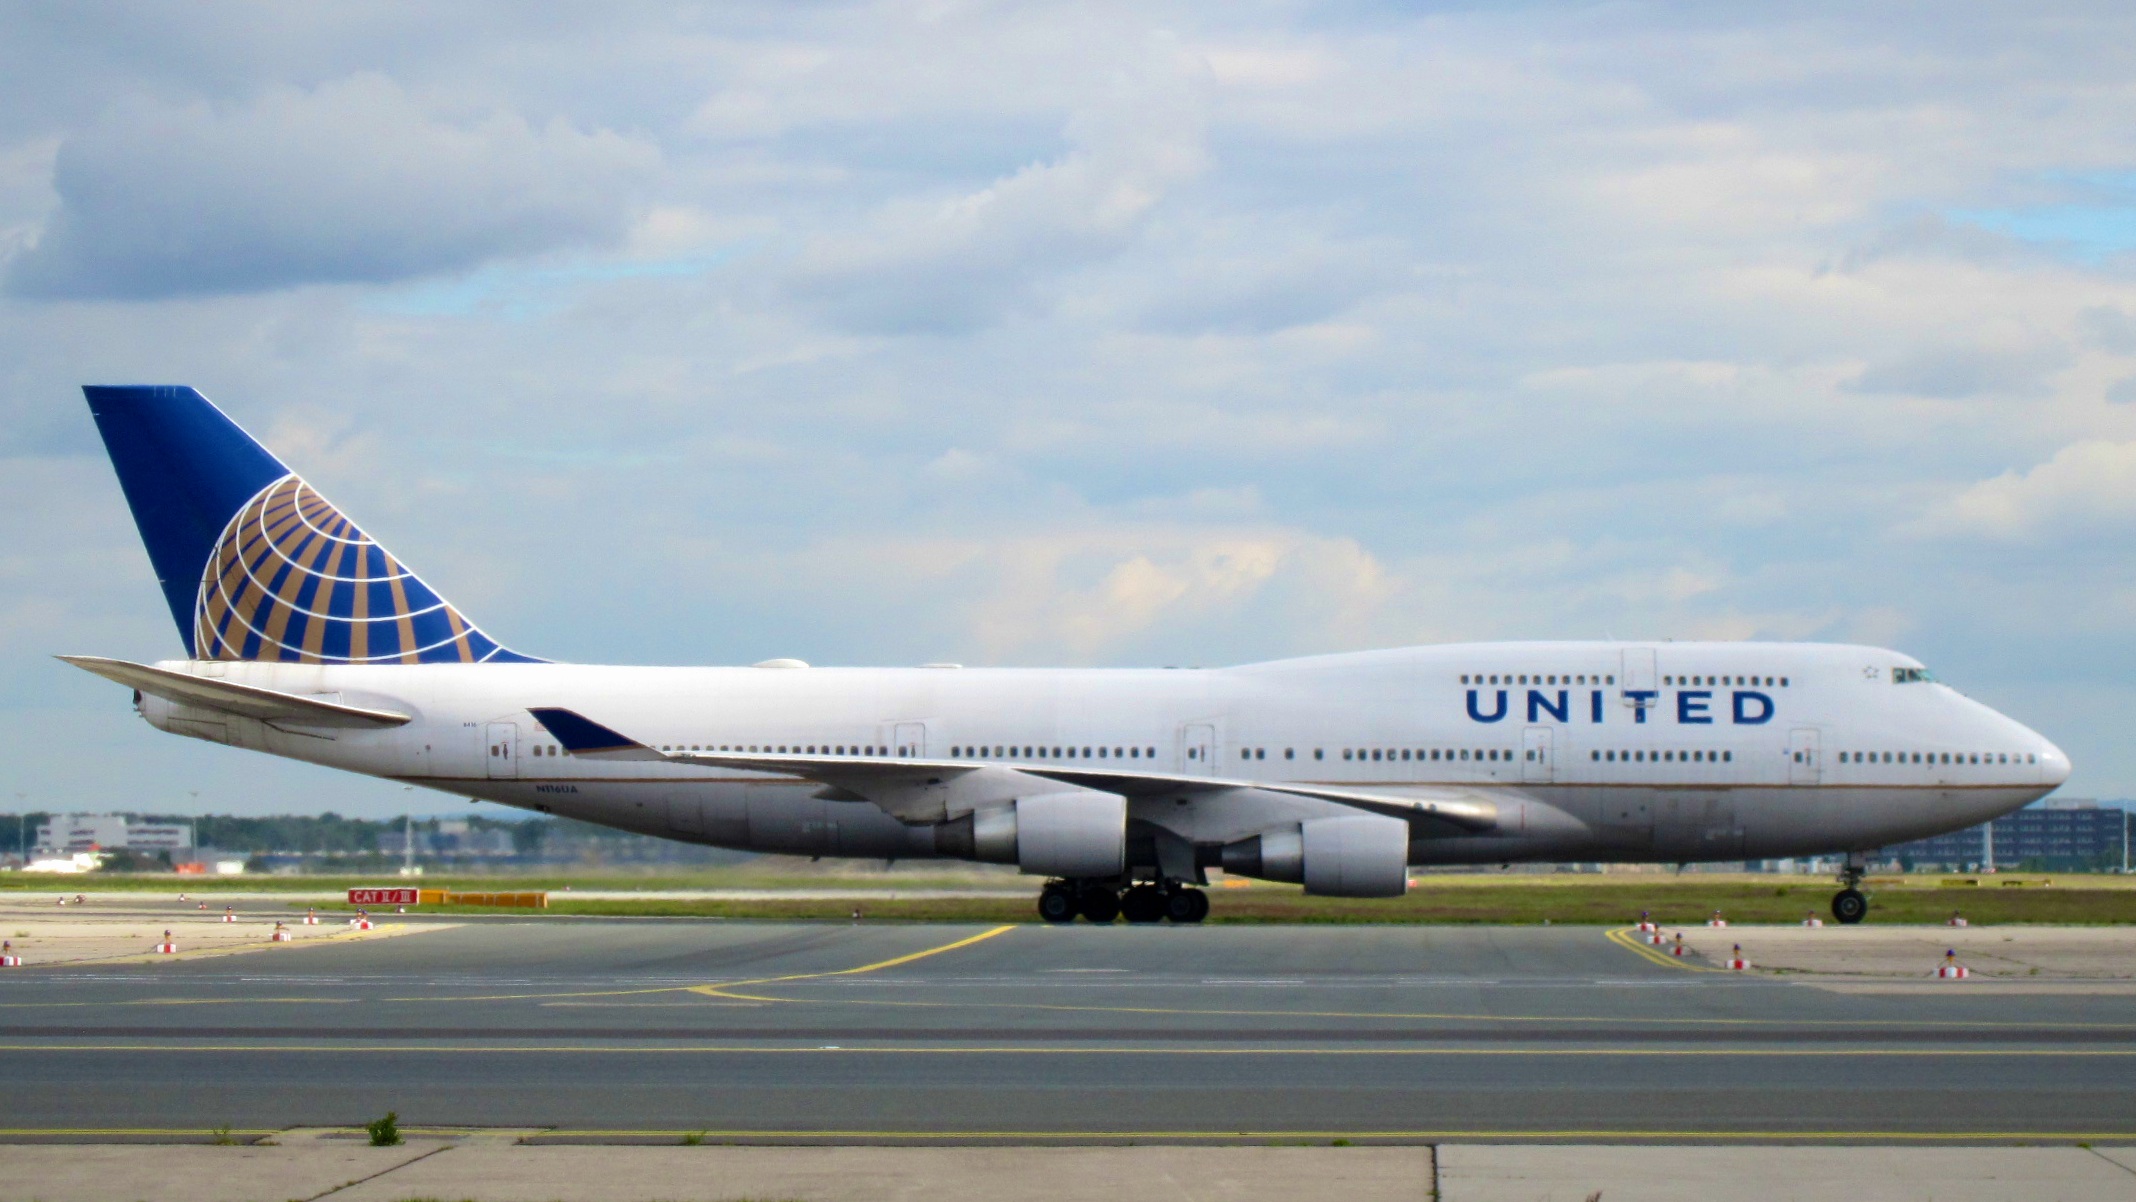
{"left": 893, "top": 722, "right": 927, "bottom": 758}
{"left": 1521, "top": 726, "right": 1554, "bottom": 783}
{"left": 1620, "top": 648, "right": 1656, "bottom": 721}
{"left": 485, "top": 722, "right": 519, "bottom": 780}
{"left": 1181, "top": 723, "right": 1216, "bottom": 775}
{"left": 1789, "top": 728, "right": 1821, "bottom": 785}
{"left": 1621, "top": 648, "right": 1656, "bottom": 691}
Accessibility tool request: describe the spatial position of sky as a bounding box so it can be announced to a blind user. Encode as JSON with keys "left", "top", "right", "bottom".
{"left": 5, "top": 1, "right": 2136, "bottom": 819}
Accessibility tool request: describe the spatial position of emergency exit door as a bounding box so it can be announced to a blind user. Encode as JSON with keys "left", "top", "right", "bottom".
{"left": 1789, "top": 728, "right": 1821, "bottom": 785}
{"left": 1522, "top": 726, "right": 1554, "bottom": 783}
{"left": 485, "top": 722, "right": 518, "bottom": 779}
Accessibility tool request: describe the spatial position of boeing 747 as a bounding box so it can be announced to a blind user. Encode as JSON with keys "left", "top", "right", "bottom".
{"left": 64, "top": 386, "right": 2069, "bottom": 923}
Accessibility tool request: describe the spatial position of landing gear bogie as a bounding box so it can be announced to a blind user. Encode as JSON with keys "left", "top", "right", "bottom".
{"left": 1036, "top": 879, "right": 1209, "bottom": 924}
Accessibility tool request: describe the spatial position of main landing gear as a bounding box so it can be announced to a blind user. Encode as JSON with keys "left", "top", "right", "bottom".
{"left": 1039, "top": 879, "right": 1207, "bottom": 925}
{"left": 1831, "top": 856, "right": 1869, "bottom": 925}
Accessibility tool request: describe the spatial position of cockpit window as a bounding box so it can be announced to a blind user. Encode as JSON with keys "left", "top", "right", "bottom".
{"left": 1893, "top": 667, "right": 1935, "bottom": 684}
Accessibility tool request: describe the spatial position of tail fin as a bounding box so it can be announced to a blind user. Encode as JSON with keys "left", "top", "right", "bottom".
{"left": 83, "top": 385, "right": 540, "bottom": 664}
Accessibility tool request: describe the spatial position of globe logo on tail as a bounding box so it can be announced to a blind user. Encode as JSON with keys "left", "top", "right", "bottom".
{"left": 193, "top": 475, "right": 518, "bottom": 663}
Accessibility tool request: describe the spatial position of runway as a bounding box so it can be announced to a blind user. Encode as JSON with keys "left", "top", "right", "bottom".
{"left": 4, "top": 916, "right": 2135, "bottom": 1141}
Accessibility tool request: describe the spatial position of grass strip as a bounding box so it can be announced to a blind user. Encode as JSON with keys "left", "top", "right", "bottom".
{"left": 311, "top": 881, "right": 2136, "bottom": 925}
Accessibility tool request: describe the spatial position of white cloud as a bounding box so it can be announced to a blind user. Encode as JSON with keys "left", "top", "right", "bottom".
{"left": 6, "top": 73, "right": 658, "bottom": 299}
{"left": 782, "top": 36, "right": 1209, "bottom": 332}
{"left": 1917, "top": 440, "right": 2136, "bottom": 539}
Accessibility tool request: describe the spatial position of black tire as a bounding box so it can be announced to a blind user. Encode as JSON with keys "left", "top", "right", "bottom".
{"left": 1078, "top": 886, "right": 1120, "bottom": 924}
{"left": 1832, "top": 887, "right": 1868, "bottom": 925}
{"left": 1037, "top": 887, "right": 1078, "bottom": 924}
{"left": 1165, "top": 888, "right": 1209, "bottom": 924}
{"left": 1121, "top": 885, "right": 1166, "bottom": 924}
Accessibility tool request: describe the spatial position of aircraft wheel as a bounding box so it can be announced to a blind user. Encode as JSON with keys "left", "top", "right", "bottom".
{"left": 1832, "top": 887, "right": 1868, "bottom": 925}
{"left": 1165, "top": 888, "right": 1209, "bottom": 924}
{"left": 1037, "top": 886, "right": 1078, "bottom": 924}
{"left": 1121, "top": 884, "right": 1167, "bottom": 924}
{"left": 1078, "top": 886, "right": 1120, "bottom": 924}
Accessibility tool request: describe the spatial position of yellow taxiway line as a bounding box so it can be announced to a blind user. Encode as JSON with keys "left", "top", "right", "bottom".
{"left": 1605, "top": 925, "right": 1721, "bottom": 971}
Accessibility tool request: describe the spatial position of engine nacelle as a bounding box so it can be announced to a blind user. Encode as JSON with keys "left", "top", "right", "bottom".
{"left": 1221, "top": 815, "right": 1409, "bottom": 897}
{"left": 932, "top": 791, "right": 1126, "bottom": 877}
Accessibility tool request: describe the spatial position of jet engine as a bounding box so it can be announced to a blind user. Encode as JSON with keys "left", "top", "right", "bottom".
{"left": 933, "top": 791, "right": 1126, "bottom": 877}
{"left": 1221, "top": 814, "right": 1409, "bottom": 897}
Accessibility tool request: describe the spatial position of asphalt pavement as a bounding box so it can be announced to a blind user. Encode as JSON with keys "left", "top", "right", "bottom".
{"left": 2, "top": 917, "right": 2134, "bottom": 1140}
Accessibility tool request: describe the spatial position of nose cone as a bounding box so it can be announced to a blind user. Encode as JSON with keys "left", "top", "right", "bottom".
{"left": 2039, "top": 739, "right": 2073, "bottom": 788}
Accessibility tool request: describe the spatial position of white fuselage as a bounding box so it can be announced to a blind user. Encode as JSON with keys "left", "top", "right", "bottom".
{"left": 136, "top": 640, "right": 2068, "bottom": 866}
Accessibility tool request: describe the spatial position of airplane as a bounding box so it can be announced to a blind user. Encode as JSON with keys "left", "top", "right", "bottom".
{"left": 63, "top": 385, "right": 2071, "bottom": 925}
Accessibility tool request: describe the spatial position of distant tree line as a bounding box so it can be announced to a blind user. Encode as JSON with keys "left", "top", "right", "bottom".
{"left": 0, "top": 811, "right": 653, "bottom": 857}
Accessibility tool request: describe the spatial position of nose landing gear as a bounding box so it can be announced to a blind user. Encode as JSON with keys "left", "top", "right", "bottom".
{"left": 1038, "top": 879, "right": 1208, "bottom": 924}
{"left": 1830, "top": 856, "right": 1869, "bottom": 924}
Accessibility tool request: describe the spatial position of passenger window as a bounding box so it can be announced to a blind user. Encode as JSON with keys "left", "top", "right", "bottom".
{"left": 1314, "top": 749, "right": 1325, "bottom": 760}
{"left": 1724, "top": 751, "right": 1733, "bottom": 761}
{"left": 1284, "top": 748, "right": 1294, "bottom": 760}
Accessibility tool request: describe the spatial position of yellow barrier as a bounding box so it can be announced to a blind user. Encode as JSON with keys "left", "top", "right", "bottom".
{"left": 441, "top": 891, "right": 547, "bottom": 908}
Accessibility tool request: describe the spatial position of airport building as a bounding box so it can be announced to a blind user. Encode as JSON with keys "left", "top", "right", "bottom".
{"left": 1887, "top": 799, "right": 2130, "bottom": 872}
{"left": 34, "top": 813, "right": 194, "bottom": 854}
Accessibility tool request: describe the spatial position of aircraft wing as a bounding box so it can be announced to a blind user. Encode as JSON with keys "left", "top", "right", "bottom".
{"left": 58, "top": 655, "right": 413, "bottom": 729}
{"left": 529, "top": 707, "right": 1499, "bottom": 832}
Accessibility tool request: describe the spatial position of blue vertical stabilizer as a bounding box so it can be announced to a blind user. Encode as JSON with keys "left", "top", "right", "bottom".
{"left": 82, "top": 385, "right": 539, "bottom": 664}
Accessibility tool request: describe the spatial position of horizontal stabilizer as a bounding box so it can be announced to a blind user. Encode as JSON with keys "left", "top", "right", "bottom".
{"left": 58, "top": 655, "right": 411, "bottom": 729}
{"left": 527, "top": 707, "right": 667, "bottom": 761}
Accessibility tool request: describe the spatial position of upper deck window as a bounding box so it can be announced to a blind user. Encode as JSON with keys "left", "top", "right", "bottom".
{"left": 1893, "top": 667, "right": 1935, "bottom": 684}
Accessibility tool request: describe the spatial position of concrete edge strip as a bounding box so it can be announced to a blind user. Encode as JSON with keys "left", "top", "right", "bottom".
{"left": 5, "top": 1128, "right": 2136, "bottom": 1144}
{"left": 297, "top": 1142, "right": 455, "bottom": 1201}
